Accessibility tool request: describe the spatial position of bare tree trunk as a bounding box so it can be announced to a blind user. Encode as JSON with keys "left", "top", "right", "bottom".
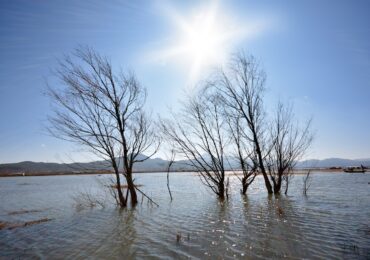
{"left": 126, "top": 171, "right": 138, "bottom": 206}
{"left": 226, "top": 177, "right": 231, "bottom": 200}
{"left": 273, "top": 174, "right": 283, "bottom": 194}
{"left": 219, "top": 182, "right": 225, "bottom": 200}
{"left": 253, "top": 133, "right": 273, "bottom": 194}
{"left": 112, "top": 164, "right": 126, "bottom": 207}
{"left": 241, "top": 175, "right": 254, "bottom": 195}
{"left": 284, "top": 178, "right": 289, "bottom": 195}
{"left": 256, "top": 151, "right": 273, "bottom": 194}
{"left": 115, "top": 176, "right": 126, "bottom": 207}
{"left": 241, "top": 177, "right": 248, "bottom": 195}
{"left": 166, "top": 151, "right": 175, "bottom": 201}
{"left": 242, "top": 186, "right": 248, "bottom": 195}
{"left": 261, "top": 169, "right": 273, "bottom": 193}
{"left": 303, "top": 170, "right": 312, "bottom": 196}
{"left": 167, "top": 171, "right": 173, "bottom": 201}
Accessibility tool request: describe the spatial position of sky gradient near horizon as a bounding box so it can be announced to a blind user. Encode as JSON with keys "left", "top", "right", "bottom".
{"left": 1, "top": 0, "right": 370, "bottom": 163}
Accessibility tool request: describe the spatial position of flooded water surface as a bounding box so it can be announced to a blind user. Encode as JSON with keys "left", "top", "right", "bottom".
{"left": 1, "top": 172, "right": 370, "bottom": 259}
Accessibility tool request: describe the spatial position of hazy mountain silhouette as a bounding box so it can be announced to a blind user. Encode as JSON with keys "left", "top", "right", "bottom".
{"left": 0, "top": 155, "right": 189, "bottom": 175}
{"left": 295, "top": 158, "right": 370, "bottom": 168}
{"left": 0, "top": 156, "right": 369, "bottom": 176}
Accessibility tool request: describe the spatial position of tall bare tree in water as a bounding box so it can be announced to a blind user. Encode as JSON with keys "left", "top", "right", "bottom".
{"left": 213, "top": 53, "right": 313, "bottom": 194}
{"left": 160, "top": 89, "right": 228, "bottom": 200}
{"left": 266, "top": 103, "right": 313, "bottom": 194}
{"left": 47, "top": 47, "right": 159, "bottom": 207}
{"left": 214, "top": 54, "right": 273, "bottom": 194}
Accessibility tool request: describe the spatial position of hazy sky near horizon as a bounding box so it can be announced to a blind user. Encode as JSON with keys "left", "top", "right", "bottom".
{"left": 1, "top": 0, "right": 370, "bottom": 163}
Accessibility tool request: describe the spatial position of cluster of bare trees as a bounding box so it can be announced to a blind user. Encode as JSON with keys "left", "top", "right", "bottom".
{"left": 160, "top": 89, "right": 228, "bottom": 199}
{"left": 161, "top": 53, "right": 313, "bottom": 198}
{"left": 48, "top": 47, "right": 313, "bottom": 206}
{"left": 48, "top": 47, "right": 160, "bottom": 208}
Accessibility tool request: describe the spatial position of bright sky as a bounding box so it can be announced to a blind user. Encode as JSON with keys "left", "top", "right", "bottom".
{"left": 1, "top": 0, "right": 370, "bottom": 163}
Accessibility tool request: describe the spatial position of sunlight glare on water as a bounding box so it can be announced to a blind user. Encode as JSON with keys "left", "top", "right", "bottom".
{"left": 0, "top": 172, "right": 370, "bottom": 259}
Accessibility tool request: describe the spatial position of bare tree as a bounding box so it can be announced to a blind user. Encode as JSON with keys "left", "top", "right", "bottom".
{"left": 210, "top": 53, "right": 313, "bottom": 195}
{"left": 303, "top": 170, "right": 312, "bottom": 196}
{"left": 266, "top": 103, "right": 313, "bottom": 194}
{"left": 212, "top": 54, "right": 273, "bottom": 194}
{"left": 160, "top": 89, "right": 228, "bottom": 200}
{"left": 47, "top": 47, "right": 160, "bottom": 207}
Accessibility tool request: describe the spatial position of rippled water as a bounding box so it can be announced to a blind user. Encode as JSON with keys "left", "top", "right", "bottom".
{"left": 1, "top": 172, "right": 370, "bottom": 259}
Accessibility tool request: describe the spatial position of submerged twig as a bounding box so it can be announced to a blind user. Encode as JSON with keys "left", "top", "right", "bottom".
{"left": 0, "top": 218, "right": 52, "bottom": 230}
{"left": 134, "top": 185, "right": 159, "bottom": 207}
{"left": 166, "top": 150, "right": 176, "bottom": 201}
{"left": 303, "top": 170, "right": 312, "bottom": 196}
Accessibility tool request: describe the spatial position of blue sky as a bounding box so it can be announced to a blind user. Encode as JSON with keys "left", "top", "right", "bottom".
{"left": 0, "top": 0, "right": 370, "bottom": 163}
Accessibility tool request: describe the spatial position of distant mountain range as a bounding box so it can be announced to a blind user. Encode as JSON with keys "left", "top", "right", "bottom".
{"left": 0, "top": 156, "right": 369, "bottom": 176}
{"left": 0, "top": 155, "right": 192, "bottom": 176}
{"left": 295, "top": 158, "right": 370, "bottom": 168}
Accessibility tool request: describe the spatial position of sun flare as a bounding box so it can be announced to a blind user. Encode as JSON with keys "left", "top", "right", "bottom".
{"left": 150, "top": 2, "right": 248, "bottom": 83}
{"left": 179, "top": 9, "right": 225, "bottom": 74}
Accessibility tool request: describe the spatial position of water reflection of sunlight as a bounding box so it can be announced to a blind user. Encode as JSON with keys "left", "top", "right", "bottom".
{"left": 1, "top": 173, "right": 370, "bottom": 258}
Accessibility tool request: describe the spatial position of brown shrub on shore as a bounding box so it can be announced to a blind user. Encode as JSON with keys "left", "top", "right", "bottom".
{"left": 0, "top": 222, "right": 7, "bottom": 230}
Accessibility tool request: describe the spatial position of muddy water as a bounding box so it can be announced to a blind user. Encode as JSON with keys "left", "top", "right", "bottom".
{"left": 0, "top": 172, "right": 369, "bottom": 259}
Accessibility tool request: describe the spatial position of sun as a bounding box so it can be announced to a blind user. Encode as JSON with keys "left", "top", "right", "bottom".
{"left": 150, "top": 2, "right": 244, "bottom": 83}
{"left": 147, "top": 1, "right": 270, "bottom": 84}
{"left": 179, "top": 10, "right": 226, "bottom": 77}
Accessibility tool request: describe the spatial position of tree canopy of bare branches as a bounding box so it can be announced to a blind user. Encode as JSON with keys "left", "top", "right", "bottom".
{"left": 47, "top": 47, "right": 160, "bottom": 207}
{"left": 211, "top": 54, "right": 273, "bottom": 193}
{"left": 210, "top": 53, "right": 313, "bottom": 194}
{"left": 266, "top": 103, "right": 313, "bottom": 194}
{"left": 160, "top": 89, "right": 228, "bottom": 199}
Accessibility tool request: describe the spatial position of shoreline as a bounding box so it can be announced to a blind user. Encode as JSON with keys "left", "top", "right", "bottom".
{"left": 0, "top": 168, "right": 366, "bottom": 178}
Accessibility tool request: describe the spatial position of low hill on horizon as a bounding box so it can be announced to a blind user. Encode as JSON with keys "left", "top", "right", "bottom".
{"left": 295, "top": 158, "right": 370, "bottom": 168}
{"left": 1, "top": 156, "right": 370, "bottom": 176}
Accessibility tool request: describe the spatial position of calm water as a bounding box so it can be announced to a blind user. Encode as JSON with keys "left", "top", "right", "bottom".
{"left": 0, "top": 172, "right": 370, "bottom": 259}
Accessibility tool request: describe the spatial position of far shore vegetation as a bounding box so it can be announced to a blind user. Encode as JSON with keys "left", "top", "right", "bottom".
{"left": 0, "top": 167, "right": 354, "bottom": 178}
